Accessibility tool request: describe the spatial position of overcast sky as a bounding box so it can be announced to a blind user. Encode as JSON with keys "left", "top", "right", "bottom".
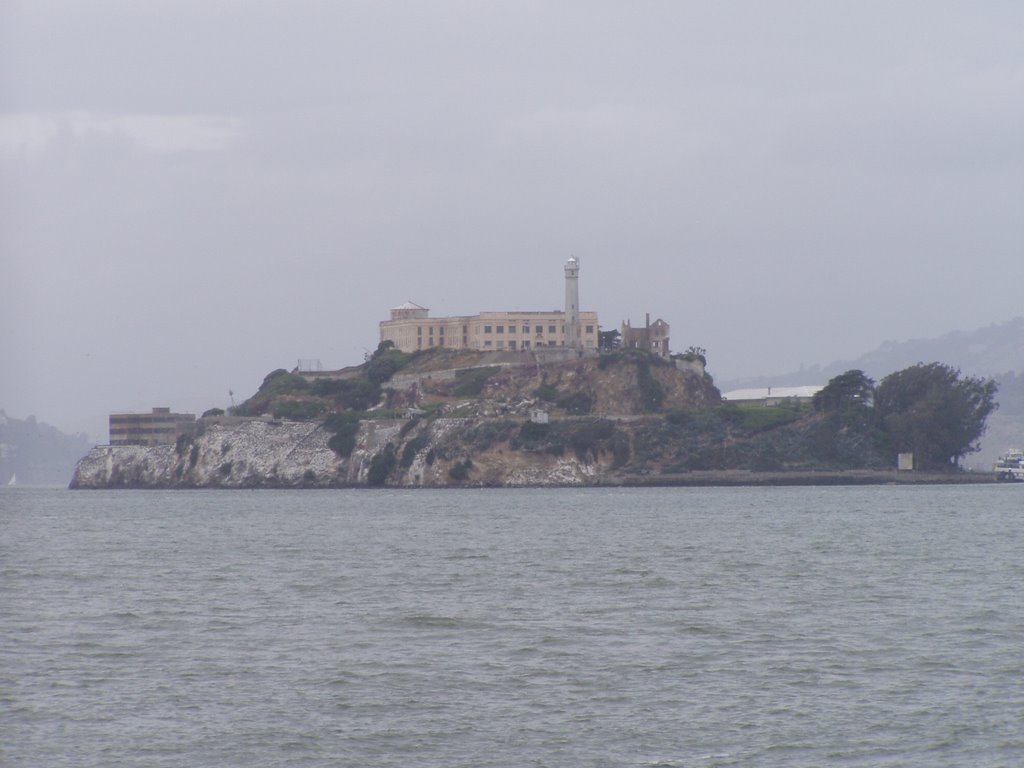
{"left": 2, "top": 1, "right": 1022, "bottom": 441}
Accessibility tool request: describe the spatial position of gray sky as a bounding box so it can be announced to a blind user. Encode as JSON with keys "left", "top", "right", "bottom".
{"left": 3, "top": 1, "right": 1022, "bottom": 441}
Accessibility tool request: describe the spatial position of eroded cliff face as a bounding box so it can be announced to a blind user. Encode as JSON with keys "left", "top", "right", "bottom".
{"left": 70, "top": 417, "right": 612, "bottom": 489}
{"left": 72, "top": 352, "right": 726, "bottom": 489}
{"left": 72, "top": 421, "right": 338, "bottom": 488}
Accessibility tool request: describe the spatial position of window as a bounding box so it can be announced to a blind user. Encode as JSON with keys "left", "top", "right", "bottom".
{"left": 548, "top": 325, "right": 556, "bottom": 334}
{"left": 585, "top": 325, "right": 594, "bottom": 333}
{"left": 417, "top": 327, "right": 422, "bottom": 336}
{"left": 484, "top": 340, "right": 493, "bottom": 348}
{"left": 523, "top": 340, "right": 531, "bottom": 349}
{"left": 484, "top": 325, "right": 492, "bottom": 333}
{"left": 439, "top": 326, "right": 444, "bottom": 335}
{"left": 509, "top": 341, "right": 516, "bottom": 350}
{"left": 508, "top": 325, "right": 516, "bottom": 334}
{"left": 497, "top": 340, "right": 505, "bottom": 349}
{"left": 523, "top": 325, "right": 530, "bottom": 334}
{"left": 496, "top": 325, "right": 504, "bottom": 334}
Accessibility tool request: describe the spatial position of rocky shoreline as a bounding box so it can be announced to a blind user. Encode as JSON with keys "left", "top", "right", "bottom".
{"left": 614, "top": 469, "right": 1000, "bottom": 487}
{"left": 70, "top": 419, "right": 1000, "bottom": 489}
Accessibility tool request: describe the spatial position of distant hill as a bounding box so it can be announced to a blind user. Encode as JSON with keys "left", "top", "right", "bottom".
{"left": 719, "top": 317, "right": 1024, "bottom": 468}
{"left": 0, "top": 410, "right": 94, "bottom": 486}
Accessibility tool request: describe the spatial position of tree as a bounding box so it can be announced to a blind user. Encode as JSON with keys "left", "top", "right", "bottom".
{"left": 874, "top": 363, "right": 998, "bottom": 470}
{"left": 814, "top": 370, "right": 875, "bottom": 413}
{"left": 598, "top": 329, "right": 621, "bottom": 351}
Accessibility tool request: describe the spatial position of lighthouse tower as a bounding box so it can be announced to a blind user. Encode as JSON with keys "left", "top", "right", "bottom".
{"left": 564, "top": 256, "right": 581, "bottom": 349}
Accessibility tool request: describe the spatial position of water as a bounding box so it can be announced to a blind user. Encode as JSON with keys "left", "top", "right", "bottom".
{"left": 2, "top": 486, "right": 1023, "bottom": 767}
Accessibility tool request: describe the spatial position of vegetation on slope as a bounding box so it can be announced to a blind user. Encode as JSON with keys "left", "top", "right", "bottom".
{"left": 232, "top": 345, "right": 998, "bottom": 481}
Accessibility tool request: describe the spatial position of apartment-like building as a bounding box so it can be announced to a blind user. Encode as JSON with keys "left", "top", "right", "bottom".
{"left": 380, "top": 258, "right": 599, "bottom": 353}
{"left": 380, "top": 306, "right": 599, "bottom": 353}
{"left": 109, "top": 407, "right": 196, "bottom": 446}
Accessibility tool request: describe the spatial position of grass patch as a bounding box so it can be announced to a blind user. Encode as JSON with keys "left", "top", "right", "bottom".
{"left": 453, "top": 367, "right": 500, "bottom": 397}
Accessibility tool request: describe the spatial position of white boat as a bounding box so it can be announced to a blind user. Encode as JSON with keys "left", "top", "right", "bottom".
{"left": 6, "top": 473, "right": 14, "bottom": 487}
{"left": 993, "top": 450, "right": 1024, "bottom": 481}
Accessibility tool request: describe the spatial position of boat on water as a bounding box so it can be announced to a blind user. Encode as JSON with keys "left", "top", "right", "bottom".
{"left": 993, "top": 450, "right": 1024, "bottom": 481}
{"left": 6, "top": 473, "right": 14, "bottom": 487}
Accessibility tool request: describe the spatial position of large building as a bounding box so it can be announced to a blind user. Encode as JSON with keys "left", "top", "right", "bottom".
{"left": 380, "top": 258, "right": 599, "bottom": 353}
{"left": 109, "top": 407, "right": 196, "bottom": 446}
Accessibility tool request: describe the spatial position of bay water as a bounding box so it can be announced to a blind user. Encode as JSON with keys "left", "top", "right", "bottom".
{"left": 2, "top": 485, "right": 1022, "bottom": 766}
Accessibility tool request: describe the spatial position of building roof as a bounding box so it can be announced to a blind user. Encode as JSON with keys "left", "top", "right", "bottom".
{"left": 721, "top": 385, "right": 824, "bottom": 401}
{"left": 392, "top": 301, "right": 428, "bottom": 311}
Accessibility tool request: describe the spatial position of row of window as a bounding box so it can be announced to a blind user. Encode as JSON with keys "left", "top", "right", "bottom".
{"left": 481, "top": 324, "right": 595, "bottom": 335}
{"left": 417, "top": 325, "right": 470, "bottom": 336}
{"left": 407, "top": 324, "right": 597, "bottom": 337}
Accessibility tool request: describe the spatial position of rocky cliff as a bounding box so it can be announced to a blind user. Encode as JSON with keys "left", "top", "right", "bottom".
{"left": 70, "top": 415, "right": 624, "bottom": 488}
{"left": 73, "top": 348, "right": 900, "bottom": 489}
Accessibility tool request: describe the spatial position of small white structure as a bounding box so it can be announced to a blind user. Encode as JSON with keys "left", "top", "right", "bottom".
{"left": 897, "top": 453, "right": 914, "bottom": 471}
{"left": 529, "top": 409, "right": 549, "bottom": 424}
{"left": 721, "top": 385, "right": 824, "bottom": 406}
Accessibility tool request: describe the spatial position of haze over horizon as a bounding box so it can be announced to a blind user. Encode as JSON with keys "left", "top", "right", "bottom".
{"left": 3, "top": 2, "right": 1022, "bottom": 442}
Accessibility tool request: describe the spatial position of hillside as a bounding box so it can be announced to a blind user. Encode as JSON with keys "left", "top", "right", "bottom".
{"left": 1, "top": 410, "right": 93, "bottom": 486}
{"left": 720, "top": 317, "right": 1024, "bottom": 467}
{"left": 72, "top": 348, "right": 933, "bottom": 488}
{"left": 235, "top": 347, "right": 721, "bottom": 423}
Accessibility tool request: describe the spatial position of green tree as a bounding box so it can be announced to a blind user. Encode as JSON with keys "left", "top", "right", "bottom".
{"left": 814, "top": 370, "right": 875, "bottom": 414}
{"left": 875, "top": 363, "right": 998, "bottom": 470}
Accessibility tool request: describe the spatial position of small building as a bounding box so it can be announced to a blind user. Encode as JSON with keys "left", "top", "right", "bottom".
{"left": 621, "top": 314, "right": 670, "bottom": 358}
{"left": 109, "top": 407, "right": 196, "bottom": 446}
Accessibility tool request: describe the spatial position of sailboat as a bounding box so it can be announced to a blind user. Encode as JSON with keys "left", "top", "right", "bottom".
{"left": 6, "top": 473, "right": 14, "bottom": 487}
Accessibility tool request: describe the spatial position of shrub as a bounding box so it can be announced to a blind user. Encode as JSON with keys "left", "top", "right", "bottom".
{"left": 518, "top": 420, "right": 550, "bottom": 442}
{"left": 734, "top": 405, "right": 802, "bottom": 433}
{"left": 665, "top": 408, "right": 690, "bottom": 426}
{"left": 567, "top": 419, "right": 615, "bottom": 461}
{"left": 175, "top": 433, "right": 193, "bottom": 456}
{"left": 400, "top": 433, "right": 430, "bottom": 468}
{"left": 610, "top": 431, "right": 631, "bottom": 467}
{"left": 365, "top": 349, "right": 411, "bottom": 385}
{"left": 367, "top": 444, "right": 397, "bottom": 486}
{"left": 233, "top": 368, "right": 311, "bottom": 416}
{"left": 202, "top": 407, "right": 225, "bottom": 418}
{"left": 448, "top": 459, "right": 472, "bottom": 482}
{"left": 636, "top": 362, "right": 664, "bottom": 412}
{"left": 325, "top": 412, "right": 361, "bottom": 457}
{"left": 273, "top": 399, "right": 326, "bottom": 420}
{"left": 533, "top": 382, "right": 559, "bottom": 402}
{"left": 453, "top": 367, "right": 500, "bottom": 397}
{"left": 556, "top": 390, "right": 594, "bottom": 415}
{"left": 313, "top": 378, "right": 382, "bottom": 411}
